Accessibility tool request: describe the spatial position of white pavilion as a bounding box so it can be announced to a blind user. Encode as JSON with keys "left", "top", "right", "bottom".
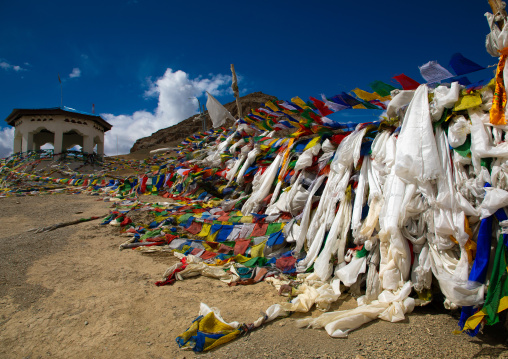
{"left": 4, "top": 107, "right": 112, "bottom": 155}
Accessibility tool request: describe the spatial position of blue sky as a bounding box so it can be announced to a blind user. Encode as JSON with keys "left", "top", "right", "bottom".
{"left": 0, "top": 0, "right": 497, "bottom": 156}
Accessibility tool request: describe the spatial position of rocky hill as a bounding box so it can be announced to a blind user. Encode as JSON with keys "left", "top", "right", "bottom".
{"left": 129, "top": 92, "right": 277, "bottom": 153}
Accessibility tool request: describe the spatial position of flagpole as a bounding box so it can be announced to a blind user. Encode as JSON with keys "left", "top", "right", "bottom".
{"left": 230, "top": 64, "right": 242, "bottom": 119}
{"left": 488, "top": 0, "right": 507, "bottom": 28}
{"left": 58, "top": 74, "right": 63, "bottom": 107}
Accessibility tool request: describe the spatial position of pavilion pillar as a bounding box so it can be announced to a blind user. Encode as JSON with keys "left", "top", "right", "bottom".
{"left": 53, "top": 128, "right": 63, "bottom": 155}
{"left": 83, "top": 135, "right": 94, "bottom": 154}
{"left": 21, "top": 132, "right": 33, "bottom": 152}
{"left": 13, "top": 130, "right": 22, "bottom": 153}
{"left": 96, "top": 139, "right": 104, "bottom": 155}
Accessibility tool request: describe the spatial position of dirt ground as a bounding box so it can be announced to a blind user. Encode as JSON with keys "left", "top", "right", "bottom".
{"left": 1, "top": 194, "right": 507, "bottom": 359}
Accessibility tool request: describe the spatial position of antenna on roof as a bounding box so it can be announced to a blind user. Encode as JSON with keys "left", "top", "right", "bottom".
{"left": 92, "top": 103, "right": 95, "bottom": 114}
{"left": 58, "top": 73, "right": 63, "bottom": 108}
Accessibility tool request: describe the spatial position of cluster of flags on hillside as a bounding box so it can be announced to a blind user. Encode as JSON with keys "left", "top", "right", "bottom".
{"left": 206, "top": 53, "right": 492, "bottom": 134}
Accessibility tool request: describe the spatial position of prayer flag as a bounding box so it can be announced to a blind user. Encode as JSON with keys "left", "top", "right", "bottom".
{"left": 351, "top": 88, "right": 382, "bottom": 101}
{"left": 309, "top": 97, "right": 334, "bottom": 116}
{"left": 320, "top": 94, "right": 349, "bottom": 112}
{"left": 369, "top": 81, "right": 397, "bottom": 97}
{"left": 418, "top": 60, "right": 454, "bottom": 83}
{"left": 449, "top": 53, "right": 485, "bottom": 76}
{"left": 336, "top": 92, "right": 363, "bottom": 107}
{"left": 393, "top": 74, "right": 420, "bottom": 90}
{"left": 291, "top": 96, "right": 311, "bottom": 109}
{"left": 206, "top": 92, "right": 235, "bottom": 128}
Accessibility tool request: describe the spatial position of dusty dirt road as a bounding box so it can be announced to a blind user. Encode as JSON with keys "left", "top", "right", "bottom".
{"left": 0, "top": 194, "right": 507, "bottom": 359}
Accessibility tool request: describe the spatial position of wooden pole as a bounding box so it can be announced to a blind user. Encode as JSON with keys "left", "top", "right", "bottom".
{"left": 230, "top": 64, "right": 242, "bottom": 119}
{"left": 488, "top": 0, "right": 507, "bottom": 28}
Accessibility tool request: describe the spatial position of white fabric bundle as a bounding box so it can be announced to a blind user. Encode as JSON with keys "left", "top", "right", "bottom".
{"left": 295, "top": 143, "right": 321, "bottom": 173}
{"left": 448, "top": 116, "right": 471, "bottom": 148}
{"left": 351, "top": 156, "right": 370, "bottom": 241}
{"left": 296, "top": 281, "right": 414, "bottom": 337}
{"left": 395, "top": 84, "right": 443, "bottom": 183}
{"left": 236, "top": 147, "right": 260, "bottom": 184}
{"left": 241, "top": 154, "right": 283, "bottom": 214}
{"left": 313, "top": 194, "right": 352, "bottom": 281}
{"left": 294, "top": 174, "right": 326, "bottom": 254}
{"left": 429, "top": 82, "right": 460, "bottom": 121}
{"left": 386, "top": 90, "right": 415, "bottom": 119}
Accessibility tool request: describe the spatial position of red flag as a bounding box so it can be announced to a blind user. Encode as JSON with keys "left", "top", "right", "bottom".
{"left": 393, "top": 74, "right": 420, "bottom": 90}
{"left": 309, "top": 97, "right": 334, "bottom": 116}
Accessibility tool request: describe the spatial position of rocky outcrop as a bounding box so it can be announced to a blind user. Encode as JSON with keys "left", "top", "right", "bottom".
{"left": 130, "top": 92, "right": 277, "bottom": 153}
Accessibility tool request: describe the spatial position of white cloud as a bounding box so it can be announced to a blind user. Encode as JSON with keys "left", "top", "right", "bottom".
{"left": 0, "top": 60, "right": 25, "bottom": 72}
{"left": 69, "top": 68, "right": 81, "bottom": 78}
{"left": 102, "top": 68, "right": 233, "bottom": 155}
{"left": 0, "top": 127, "right": 14, "bottom": 158}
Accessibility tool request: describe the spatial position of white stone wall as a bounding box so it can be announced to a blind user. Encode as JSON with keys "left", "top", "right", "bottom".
{"left": 12, "top": 114, "right": 106, "bottom": 155}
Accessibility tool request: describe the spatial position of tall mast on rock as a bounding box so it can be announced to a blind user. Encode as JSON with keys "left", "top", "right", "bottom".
{"left": 231, "top": 64, "right": 242, "bottom": 120}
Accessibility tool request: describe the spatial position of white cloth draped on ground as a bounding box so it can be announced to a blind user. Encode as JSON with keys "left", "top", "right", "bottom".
{"left": 296, "top": 282, "right": 414, "bottom": 338}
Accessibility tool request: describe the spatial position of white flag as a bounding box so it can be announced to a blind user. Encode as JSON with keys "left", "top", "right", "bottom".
{"left": 418, "top": 61, "right": 454, "bottom": 84}
{"left": 206, "top": 92, "right": 235, "bottom": 128}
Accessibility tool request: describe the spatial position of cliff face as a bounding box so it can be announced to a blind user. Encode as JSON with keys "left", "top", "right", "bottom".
{"left": 129, "top": 92, "right": 277, "bottom": 153}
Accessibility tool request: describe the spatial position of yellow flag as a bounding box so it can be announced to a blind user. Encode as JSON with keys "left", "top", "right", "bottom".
{"left": 250, "top": 240, "right": 266, "bottom": 258}
{"left": 303, "top": 136, "right": 321, "bottom": 151}
{"left": 265, "top": 101, "right": 279, "bottom": 112}
{"left": 352, "top": 88, "right": 382, "bottom": 101}
{"left": 454, "top": 93, "right": 483, "bottom": 112}
{"left": 291, "top": 96, "right": 311, "bottom": 109}
{"left": 197, "top": 223, "right": 212, "bottom": 237}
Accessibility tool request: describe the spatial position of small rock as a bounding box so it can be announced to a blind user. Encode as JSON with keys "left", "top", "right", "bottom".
{"left": 84, "top": 321, "right": 88, "bottom": 325}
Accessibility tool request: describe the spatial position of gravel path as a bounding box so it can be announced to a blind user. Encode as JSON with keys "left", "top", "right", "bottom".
{"left": 0, "top": 194, "right": 507, "bottom": 359}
